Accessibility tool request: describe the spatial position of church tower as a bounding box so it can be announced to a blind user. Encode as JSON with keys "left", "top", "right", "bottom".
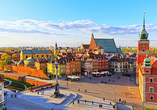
{"left": 136, "top": 13, "right": 150, "bottom": 85}
{"left": 54, "top": 42, "right": 58, "bottom": 56}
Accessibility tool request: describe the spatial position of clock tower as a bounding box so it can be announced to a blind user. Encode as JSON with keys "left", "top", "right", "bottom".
{"left": 136, "top": 13, "right": 150, "bottom": 85}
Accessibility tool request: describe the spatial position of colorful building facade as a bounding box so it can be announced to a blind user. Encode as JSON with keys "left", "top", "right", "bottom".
{"left": 66, "top": 59, "right": 81, "bottom": 76}
{"left": 137, "top": 13, "right": 157, "bottom": 107}
{"left": 47, "top": 62, "right": 66, "bottom": 78}
{"left": 20, "top": 50, "right": 53, "bottom": 60}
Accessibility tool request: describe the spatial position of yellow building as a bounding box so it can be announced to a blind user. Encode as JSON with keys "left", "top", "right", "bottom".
{"left": 20, "top": 50, "right": 53, "bottom": 60}
{"left": 35, "top": 58, "right": 48, "bottom": 70}
{"left": 47, "top": 62, "right": 66, "bottom": 78}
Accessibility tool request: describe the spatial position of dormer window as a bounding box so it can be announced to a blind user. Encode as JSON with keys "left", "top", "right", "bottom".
{"left": 143, "top": 49, "right": 145, "bottom": 52}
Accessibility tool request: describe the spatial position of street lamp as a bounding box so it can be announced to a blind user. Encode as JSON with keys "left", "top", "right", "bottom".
{"left": 5, "top": 91, "right": 8, "bottom": 109}
{"left": 51, "top": 58, "right": 60, "bottom": 98}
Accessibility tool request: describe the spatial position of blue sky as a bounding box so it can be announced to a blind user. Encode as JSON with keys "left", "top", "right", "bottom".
{"left": 0, "top": 0, "right": 157, "bottom": 47}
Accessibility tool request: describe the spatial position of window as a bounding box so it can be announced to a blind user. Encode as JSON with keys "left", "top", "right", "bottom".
{"left": 150, "top": 95, "right": 154, "bottom": 100}
{"left": 47, "top": 55, "right": 49, "bottom": 57}
{"left": 37, "top": 55, "right": 39, "bottom": 57}
{"left": 73, "top": 69, "right": 75, "bottom": 71}
{"left": 26, "top": 56, "right": 28, "bottom": 58}
{"left": 149, "top": 87, "right": 154, "bottom": 93}
{"left": 42, "top": 55, "right": 44, "bottom": 57}
{"left": 150, "top": 78, "right": 153, "bottom": 82}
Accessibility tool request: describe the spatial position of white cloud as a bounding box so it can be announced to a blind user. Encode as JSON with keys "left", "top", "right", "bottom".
{"left": 0, "top": 19, "right": 156, "bottom": 36}
{"left": 38, "top": 20, "right": 98, "bottom": 31}
{"left": 81, "top": 24, "right": 157, "bottom": 35}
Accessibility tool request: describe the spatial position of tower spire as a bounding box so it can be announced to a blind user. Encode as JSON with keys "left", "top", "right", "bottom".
{"left": 139, "top": 12, "right": 148, "bottom": 40}
{"left": 143, "top": 12, "right": 145, "bottom": 28}
{"left": 91, "top": 32, "right": 94, "bottom": 39}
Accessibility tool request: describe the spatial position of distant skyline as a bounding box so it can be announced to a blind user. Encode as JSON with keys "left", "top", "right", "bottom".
{"left": 0, "top": 0, "right": 157, "bottom": 47}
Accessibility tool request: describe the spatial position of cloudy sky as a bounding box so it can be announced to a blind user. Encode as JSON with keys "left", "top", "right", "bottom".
{"left": 0, "top": 0, "right": 157, "bottom": 47}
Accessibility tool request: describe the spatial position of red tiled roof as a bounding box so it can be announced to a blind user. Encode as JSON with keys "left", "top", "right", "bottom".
{"left": 151, "top": 54, "right": 157, "bottom": 57}
{"left": 12, "top": 58, "right": 20, "bottom": 61}
{"left": 82, "top": 44, "right": 90, "bottom": 49}
{"left": 96, "top": 45, "right": 103, "bottom": 49}
{"left": 0, "top": 76, "right": 5, "bottom": 83}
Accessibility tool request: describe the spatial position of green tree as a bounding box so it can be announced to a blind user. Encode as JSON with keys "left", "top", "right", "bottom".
{"left": 12, "top": 54, "right": 18, "bottom": 58}
{"left": 17, "top": 48, "right": 20, "bottom": 52}
{"left": 0, "top": 61, "right": 7, "bottom": 70}
{"left": 1, "top": 54, "right": 11, "bottom": 61}
{"left": 5, "top": 48, "right": 11, "bottom": 52}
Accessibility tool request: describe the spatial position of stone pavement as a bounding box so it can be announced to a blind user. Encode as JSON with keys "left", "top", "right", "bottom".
{"left": 57, "top": 72, "right": 142, "bottom": 107}
{"left": 5, "top": 90, "right": 49, "bottom": 110}
{"left": 5, "top": 87, "right": 134, "bottom": 110}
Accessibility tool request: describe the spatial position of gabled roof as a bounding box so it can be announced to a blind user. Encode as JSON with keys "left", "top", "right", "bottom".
{"left": 22, "top": 50, "right": 52, "bottom": 54}
{"left": 94, "top": 38, "right": 118, "bottom": 53}
{"left": 96, "top": 45, "right": 103, "bottom": 49}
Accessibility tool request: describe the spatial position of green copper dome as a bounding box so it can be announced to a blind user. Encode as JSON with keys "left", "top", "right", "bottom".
{"left": 143, "top": 54, "right": 151, "bottom": 67}
{"left": 139, "top": 13, "right": 148, "bottom": 40}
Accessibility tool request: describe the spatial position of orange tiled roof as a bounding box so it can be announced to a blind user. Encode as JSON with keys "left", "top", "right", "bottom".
{"left": 96, "top": 45, "right": 103, "bottom": 49}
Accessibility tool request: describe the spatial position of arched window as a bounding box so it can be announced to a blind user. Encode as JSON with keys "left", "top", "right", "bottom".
{"left": 26, "top": 56, "right": 28, "bottom": 58}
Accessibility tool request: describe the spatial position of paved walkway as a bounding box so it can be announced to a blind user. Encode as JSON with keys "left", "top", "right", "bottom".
{"left": 5, "top": 88, "right": 134, "bottom": 110}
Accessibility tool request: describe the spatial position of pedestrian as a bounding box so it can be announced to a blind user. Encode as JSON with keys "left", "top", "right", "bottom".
{"left": 85, "top": 100, "right": 86, "bottom": 103}
{"left": 37, "top": 92, "right": 39, "bottom": 95}
{"left": 78, "top": 100, "right": 79, "bottom": 104}
{"left": 110, "top": 102, "right": 111, "bottom": 105}
{"left": 103, "top": 98, "right": 105, "bottom": 101}
{"left": 73, "top": 102, "right": 74, "bottom": 105}
{"left": 85, "top": 89, "right": 87, "bottom": 92}
{"left": 92, "top": 101, "right": 94, "bottom": 105}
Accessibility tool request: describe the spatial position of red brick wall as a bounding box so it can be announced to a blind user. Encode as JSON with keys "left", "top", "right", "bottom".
{"left": 25, "top": 79, "right": 49, "bottom": 86}
{"left": 12, "top": 66, "right": 49, "bottom": 79}
{"left": 0, "top": 73, "right": 25, "bottom": 82}
{"left": 138, "top": 42, "right": 149, "bottom": 51}
{"left": 145, "top": 76, "right": 157, "bottom": 103}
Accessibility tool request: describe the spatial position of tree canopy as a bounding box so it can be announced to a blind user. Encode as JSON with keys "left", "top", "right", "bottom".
{"left": 1, "top": 54, "right": 11, "bottom": 61}
{"left": 12, "top": 54, "right": 18, "bottom": 58}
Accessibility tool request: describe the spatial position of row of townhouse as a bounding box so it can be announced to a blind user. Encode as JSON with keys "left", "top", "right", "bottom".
{"left": 109, "top": 54, "right": 136, "bottom": 73}
{"left": 18, "top": 49, "right": 136, "bottom": 78}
